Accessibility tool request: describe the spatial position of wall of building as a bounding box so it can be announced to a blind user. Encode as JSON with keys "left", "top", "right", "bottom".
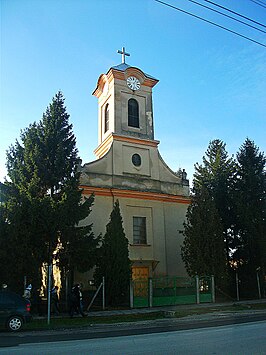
{"left": 79, "top": 191, "right": 188, "bottom": 279}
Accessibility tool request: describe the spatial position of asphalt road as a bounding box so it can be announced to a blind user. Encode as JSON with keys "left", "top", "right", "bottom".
{"left": 1, "top": 310, "right": 266, "bottom": 348}
{"left": 0, "top": 320, "right": 266, "bottom": 354}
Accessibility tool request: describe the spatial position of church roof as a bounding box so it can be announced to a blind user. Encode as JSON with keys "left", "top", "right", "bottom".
{"left": 111, "top": 63, "right": 157, "bottom": 80}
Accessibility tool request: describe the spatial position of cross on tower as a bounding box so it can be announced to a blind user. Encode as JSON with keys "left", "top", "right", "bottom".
{"left": 117, "top": 47, "right": 130, "bottom": 64}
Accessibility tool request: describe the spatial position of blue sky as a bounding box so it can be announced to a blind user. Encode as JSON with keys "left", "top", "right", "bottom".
{"left": 1, "top": 0, "right": 265, "bottom": 183}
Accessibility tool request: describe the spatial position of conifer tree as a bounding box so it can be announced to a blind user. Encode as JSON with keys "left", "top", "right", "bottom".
{"left": 193, "top": 139, "right": 236, "bottom": 263}
{"left": 1, "top": 92, "right": 98, "bottom": 291}
{"left": 181, "top": 186, "right": 227, "bottom": 281}
{"left": 94, "top": 200, "right": 131, "bottom": 306}
{"left": 233, "top": 138, "right": 266, "bottom": 288}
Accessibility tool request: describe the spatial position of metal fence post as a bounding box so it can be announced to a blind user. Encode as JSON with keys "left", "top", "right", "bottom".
{"left": 211, "top": 275, "right": 215, "bottom": 303}
{"left": 87, "top": 280, "right": 104, "bottom": 312}
{"left": 130, "top": 280, "right": 134, "bottom": 308}
{"left": 256, "top": 270, "right": 261, "bottom": 299}
{"left": 65, "top": 274, "right": 69, "bottom": 310}
{"left": 149, "top": 278, "right": 153, "bottom": 308}
{"left": 24, "top": 276, "right": 27, "bottom": 291}
{"left": 102, "top": 276, "right": 105, "bottom": 310}
{"left": 196, "top": 275, "right": 200, "bottom": 304}
{"left": 236, "top": 272, "right": 240, "bottom": 301}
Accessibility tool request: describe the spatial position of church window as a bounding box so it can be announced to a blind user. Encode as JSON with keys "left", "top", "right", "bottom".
{"left": 133, "top": 217, "right": 147, "bottom": 244}
{"left": 132, "top": 153, "right": 141, "bottom": 167}
{"left": 104, "top": 104, "right": 109, "bottom": 133}
{"left": 128, "top": 99, "right": 139, "bottom": 128}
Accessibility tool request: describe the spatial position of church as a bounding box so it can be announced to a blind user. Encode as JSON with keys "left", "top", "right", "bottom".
{"left": 78, "top": 48, "right": 190, "bottom": 283}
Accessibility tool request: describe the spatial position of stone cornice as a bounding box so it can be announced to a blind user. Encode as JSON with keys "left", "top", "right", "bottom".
{"left": 94, "top": 133, "right": 160, "bottom": 159}
{"left": 80, "top": 186, "right": 191, "bottom": 204}
{"left": 92, "top": 66, "right": 159, "bottom": 98}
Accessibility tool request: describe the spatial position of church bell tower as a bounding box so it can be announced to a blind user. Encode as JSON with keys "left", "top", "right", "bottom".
{"left": 92, "top": 47, "right": 159, "bottom": 159}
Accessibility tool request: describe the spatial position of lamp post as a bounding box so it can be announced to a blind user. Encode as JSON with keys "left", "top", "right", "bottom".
{"left": 47, "top": 261, "right": 52, "bottom": 325}
{"left": 232, "top": 261, "right": 240, "bottom": 302}
{"left": 47, "top": 188, "right": 53, "bottom": 325}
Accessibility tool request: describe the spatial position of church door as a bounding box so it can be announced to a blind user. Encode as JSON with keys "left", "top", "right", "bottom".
{"left": 132, "top": 266, "right": 149, "bottom": 302}
{"left": 132, "top": 266, "right": 149, "bottom": 280}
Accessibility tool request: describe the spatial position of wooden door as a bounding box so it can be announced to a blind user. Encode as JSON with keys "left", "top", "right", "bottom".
{"left": 132, "top": 266, "right": 149, "bottom": 280}
{"left": 132, "top": 266, "right": 149, "bottom": 298}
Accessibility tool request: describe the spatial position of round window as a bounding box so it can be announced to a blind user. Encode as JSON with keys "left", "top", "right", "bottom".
{"left": 132, "top": 153, "right": 141, "bottom": 167}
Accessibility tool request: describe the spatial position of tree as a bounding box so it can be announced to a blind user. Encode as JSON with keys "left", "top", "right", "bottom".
{"left": 193, "top": 139, "right": 236, "bottom": 263}
{"left": 94, "top": 200, "right": 131, "bottom": 307}
{"left": 0, "top": 92, "right": 99, "bottom": 292}
{"left": 0, "top": 183, "right": 13, "bottom": 287}
{"left": 181, "top": 186, "right": 227, "bottom": 281}
{"left": 233, "top": 138, "right": 266, "bottom": 292}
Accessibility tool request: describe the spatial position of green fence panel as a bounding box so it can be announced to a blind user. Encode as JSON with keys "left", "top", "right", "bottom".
{"left": 152, "top": 276, "right": 197, "bottom": 306}
{"left": 132, "top": 276, "right": 213, "bottom": 308}
{"left": 133, "top": 297, "right": 149, "bottom": 308}
{"left": 153, "top": 294, "right": 196, "bottom": 306}
{"left": 199, "top": 276, "right": 212, "bottom": 303}
{"left": 199, "top": 293, "right": 212, "bottom": 303}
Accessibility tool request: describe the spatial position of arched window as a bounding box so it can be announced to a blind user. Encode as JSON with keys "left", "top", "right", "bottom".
{"left": 128, "top": 99, "right": 139, "bottom": 128}
{"left": 104, "top": 104, "right": 109, "bottom": 133}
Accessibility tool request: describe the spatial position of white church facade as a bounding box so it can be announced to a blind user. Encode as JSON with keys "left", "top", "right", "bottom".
{"left": 78, "top": 48, "right": 190, "bottom": 283}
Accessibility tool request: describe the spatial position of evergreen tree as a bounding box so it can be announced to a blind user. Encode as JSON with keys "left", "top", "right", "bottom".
{"left": 94, "top": 200, "right": 131, "bottom": 307}
{"left": 193, "top": 139, "right": 236, "bottom": 263}
{"left": 1, "top": 92, "right": 98, "bottom": 292}
{"left": 181, "top": 186, "right": 227, "bottom": 281}
{"left": 0, "top": 188, "right": 42, "bottom": 291}
{"left": 0, "top": 183, "right": 12, "bottom": 287}
{"left": 233, "top": 138, "right": 266, "bottom": 290}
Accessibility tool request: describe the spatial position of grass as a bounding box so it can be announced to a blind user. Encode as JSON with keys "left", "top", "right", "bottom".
{"left": 23, "top": 302, "right": 266, "bottom": 331}
{"left": 24, "top": 312, "right": 164, "bottom": 331}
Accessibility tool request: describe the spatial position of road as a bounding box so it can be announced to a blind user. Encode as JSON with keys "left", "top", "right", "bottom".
{"left": 0, "top": 320, "right": 266, "bottom": 354}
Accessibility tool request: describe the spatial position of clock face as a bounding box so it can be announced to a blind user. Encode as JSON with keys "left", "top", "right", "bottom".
{"left": 127, "top": 76, "right": 140, "bottom": 91}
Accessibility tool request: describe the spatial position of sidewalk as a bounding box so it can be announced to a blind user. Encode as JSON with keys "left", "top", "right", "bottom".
{"left": 36, "top": 298, "right": 266, "bottom": 319}
{"left": 86, "top": 298, "right": 266, "bottom": 317}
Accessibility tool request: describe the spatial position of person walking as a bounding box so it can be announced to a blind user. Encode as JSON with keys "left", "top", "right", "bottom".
{"left": 23, "top": 284, "right": 32, "bottom": 301}
{"left": 69, "top": 284, "right": 86, "bottom": 317}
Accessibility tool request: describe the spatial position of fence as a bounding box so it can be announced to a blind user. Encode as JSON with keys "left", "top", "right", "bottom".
{"left": 131, "top": 275, "right": 214, "bottom": 308}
